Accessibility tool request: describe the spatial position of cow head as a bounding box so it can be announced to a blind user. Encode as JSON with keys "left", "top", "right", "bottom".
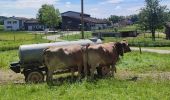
{"left": 115, "top": 42, "right": 124, "bottom": 56}
{"left": 121, "top": 40, "right": 131, "bottom": 53}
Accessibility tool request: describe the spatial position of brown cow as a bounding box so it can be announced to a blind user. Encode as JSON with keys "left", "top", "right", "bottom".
{"left": 43, "top": 45, "right": 84, "bottom": 85}
{"left": 84, "top": 41, "right": 131, "bottom": 79}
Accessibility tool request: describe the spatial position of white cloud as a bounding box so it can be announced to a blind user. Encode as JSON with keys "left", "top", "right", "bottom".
{"left": 99, "top": 0, "right": 124, "bottom": 5}
{"left": 65, "top": 2, "right": 71, "bottom": 8}
{"left": 88, "top": 8, "right": 100, "bottom": 17}
{"left": 115, "top": 6, "right": 121, "bottom": 10}
{"left": 0, "top": 12, "right": 34, "bottom": 18}
{"left": 0, "top": 0, "right": 60, "bottom": 9}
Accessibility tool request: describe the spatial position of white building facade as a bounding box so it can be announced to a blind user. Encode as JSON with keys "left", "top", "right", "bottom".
{"left": 4, "top": 17, "right": 26, "bottom": 31}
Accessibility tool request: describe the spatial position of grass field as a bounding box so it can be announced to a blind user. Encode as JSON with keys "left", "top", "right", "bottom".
{"left": 0, "top": 50, "right": 18, "bottom": 69}
{"left": 0, "top": 25, "right": 4, "bottom": 31}
{"left": 94, "top": 24, "right": 138, "bottom": 33}
{"left": 0, "top": 30, "right": 170, "bottom": 99}
{"left": 60, "top": 32, "right": 92, "bottom": 41}
{"left": 0, "top": 31, "right": 52, "bottom": 69}
{"left": 0, "top": 78, "right": 170, "bottom": 100}
{"left": 142, "top": 47, "right": 170, "bottom": 50}
{"left": 0, "top": 47, "right": 170, "bottom": 99}
{"left": 59, "top": 31, "right": 170, "bottom": 47}
{"left": 0, "top": 31, "right": 51, "bottom": 51}
{"left": 0, "top": 50, "right": 170, "bottom": 100}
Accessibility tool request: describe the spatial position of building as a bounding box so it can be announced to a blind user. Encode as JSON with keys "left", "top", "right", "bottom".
{"left": 61, "top": 11, "right": 108, "bottom": 31}
{"left": 4, "top": 16, "right": 28, "bottom": 31}
{"left": 4, "top": 17, "right": 45, "bottom": 31}
{"left": 165, "top": 22, "right": 170, "bottom": 40}
{"left": 24, "top": 19, "right": 46, "bottom": 31}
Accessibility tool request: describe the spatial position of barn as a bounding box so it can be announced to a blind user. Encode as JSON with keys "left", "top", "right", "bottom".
{"left": 24, "top": 19, "right": 46, "bottom": 31}
{"left": 61, "top": 11, "right": 108, "bottom": 31}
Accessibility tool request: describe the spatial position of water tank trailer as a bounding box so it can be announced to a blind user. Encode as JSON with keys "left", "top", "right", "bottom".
{"left": 10, "top": 39, "right": 102, "bottom": 83}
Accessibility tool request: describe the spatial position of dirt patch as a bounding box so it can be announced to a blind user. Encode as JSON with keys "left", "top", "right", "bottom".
{"left": 115, "top": 70, "right": 170, "bottom": 81}
{"left": 0, "top": 70, "right": 24, "bottom": 85}
{"left": 138, "top": 71, "right": 170, "bottom": 80}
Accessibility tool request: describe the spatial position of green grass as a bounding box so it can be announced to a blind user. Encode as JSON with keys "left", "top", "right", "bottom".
{"left": 118, "top": 24, "right": 138, "bottom": 32}
{"left": 142, "top": 47, "right": 170, "bottom": 50}
{"left": 0, "top": 25, "right": 4, "bottom": 31}
{"left": 0, "top": 49, "right": 170, "bottom": 99}
{"left": 103, "top": 33, "right": 170, "bottom": 47}
{"left": 94, "top": 24, "right": 138, "bottom": 33}
{"left": 59, "top": 29, "right": 170, "bottom": 47}
{"left": 0, "top": 78, "right": 169, "bottom": 100}
{"left": 117, "top": 51, "right": 170, "bottom": 72}
{"left": 0, "top": 50, "right": 18, "bottom": 69}
{"left": 0, "top": 31, "right": 51, "bottom": 51}
{"left": 60, "top": 32, "right": 92, "bottom": 41}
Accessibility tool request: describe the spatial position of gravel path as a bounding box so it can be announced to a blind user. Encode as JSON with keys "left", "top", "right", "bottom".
{"left": 131, "top": 47, "right": 170, "bottom": 54}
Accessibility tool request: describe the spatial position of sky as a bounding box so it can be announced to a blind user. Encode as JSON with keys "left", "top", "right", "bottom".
{"left": 0, "top": 0, "right": 170, "bottom": 19}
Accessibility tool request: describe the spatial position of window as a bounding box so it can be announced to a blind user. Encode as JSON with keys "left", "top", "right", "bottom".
{"left": 13, "top": 21, "right": 17, "bottom": 24}
{"left": 7, "top": 21, "right": 11, "bottom": 24}
{"left": 7, "top": 26, "right": 12, "bottom": 28}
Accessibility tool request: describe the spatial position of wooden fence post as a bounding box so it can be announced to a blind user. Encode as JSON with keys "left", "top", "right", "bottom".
{"left": 138, "top": 42, "right": 142, "bottom": 54}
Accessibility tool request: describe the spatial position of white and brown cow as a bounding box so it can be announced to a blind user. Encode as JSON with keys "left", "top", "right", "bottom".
{"left": 84, "top": 41, "right": 131, "bottom": 79}
{"left": 43, "top": 45, "right": 84, "bottom": 84}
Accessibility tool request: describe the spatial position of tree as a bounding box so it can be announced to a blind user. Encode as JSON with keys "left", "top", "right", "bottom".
{"left": 108, "top": 15, "right": 125, "bottom": 24}
{"left": 127, "top": 14, "right": 139, "bottom": 24}
{"left": 37, "top": 4, "right": 61, "bottom": 30}
{"left": 139, "top": 0, "right": 169, "bottom": 41}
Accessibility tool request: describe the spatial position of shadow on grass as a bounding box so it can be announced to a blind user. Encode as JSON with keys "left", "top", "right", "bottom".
{"left": 49, "top": 74, "right": 108, "bottom": 86}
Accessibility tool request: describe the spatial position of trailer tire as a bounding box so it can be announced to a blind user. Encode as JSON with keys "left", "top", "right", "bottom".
{"left": 25, "top": 70, "right": 44, "bottom": 83}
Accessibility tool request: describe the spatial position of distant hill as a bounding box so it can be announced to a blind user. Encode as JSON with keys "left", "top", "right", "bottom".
{"left": 0, "top": 16, "right": 7, "bottom": 25}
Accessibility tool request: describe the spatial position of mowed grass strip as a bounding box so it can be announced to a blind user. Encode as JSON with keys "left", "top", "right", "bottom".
{"left": 0, "top": 79, "right": 169, "bottom": 100}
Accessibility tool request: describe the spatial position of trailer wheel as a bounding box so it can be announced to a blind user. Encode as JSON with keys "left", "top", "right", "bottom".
{"left": 25, "top": 71, "right": 44, "bottom": 83}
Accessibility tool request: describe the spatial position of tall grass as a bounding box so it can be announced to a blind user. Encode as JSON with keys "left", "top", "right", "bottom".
{"left": 0, "top": 78, "right": 169, "bottom": 100}
{"left": 0, "top": 50, "right": 18, "bottom": 69}
{"left": 117, "top": 51, "right": 170, "bottom": 72}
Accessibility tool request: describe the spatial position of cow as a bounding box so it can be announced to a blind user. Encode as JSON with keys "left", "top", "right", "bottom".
{"left": 83, "top": 41, "right": 131, "bottom": 79}
{"left": 43, "top": 45, "right": 84, "bottom": 85}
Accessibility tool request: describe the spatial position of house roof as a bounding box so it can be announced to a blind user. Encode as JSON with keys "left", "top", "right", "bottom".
{"left": 5, "top": 16, "right": 29, "bottom": 21}
{"left": 61, "top": 11, "right": 90, "bottom": 17}
{"left": 25, "top": 19, "right": 40, "bottom": 24}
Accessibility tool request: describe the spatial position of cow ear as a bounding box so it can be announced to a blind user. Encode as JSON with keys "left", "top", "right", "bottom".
{"left": 115, "top": 42, "right": 124, "bottom": 56}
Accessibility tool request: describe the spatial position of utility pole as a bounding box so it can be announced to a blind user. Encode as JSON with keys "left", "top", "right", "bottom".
{"left": 81, "top": 0, "right": 84, "bottom": 39}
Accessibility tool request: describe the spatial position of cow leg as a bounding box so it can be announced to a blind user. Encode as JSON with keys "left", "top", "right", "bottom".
{"left": 46, "top": 70, "right": 53, "bottom": 85}
{"left": 77, "top": 65, "right": 83, "bottom": 81}
{"left": 97, "top": 67, "right": 103, "bottom": 78}
{"left": 70, "top": 68, "right": 75, "bottom": 82}
{"left": 90, "top": 64, "right": 96, "bottom": 80}
{"left": 84, "top": 63, "right": 88, "bottom": 79}
{"left": 111, "top": 65, "right": 116, "bottom": 78}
